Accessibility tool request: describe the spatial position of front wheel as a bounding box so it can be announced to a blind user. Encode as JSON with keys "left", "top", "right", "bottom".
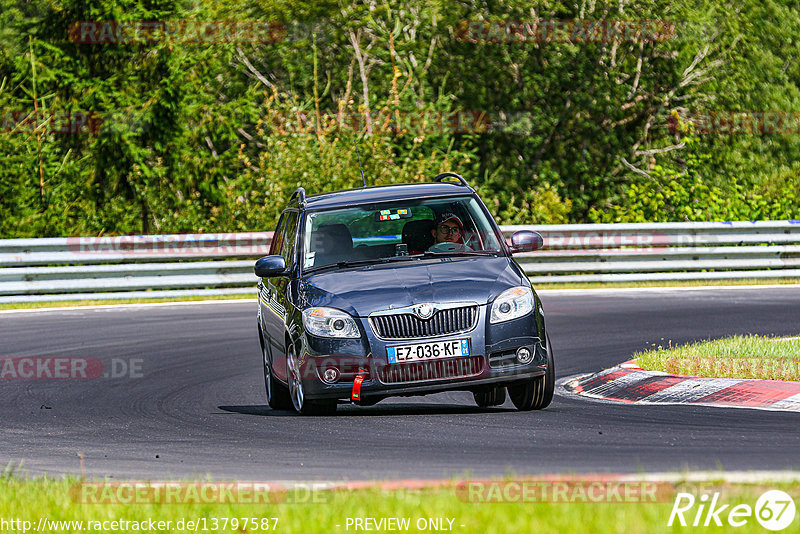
{"left": 263, "top": 337, "right": 292, "bottom": 411}
{"left": 508, "top": 336, "right": 555, "bottom": 411}
{"left": 287, "top": 345, "right": 337, "bottom": 416}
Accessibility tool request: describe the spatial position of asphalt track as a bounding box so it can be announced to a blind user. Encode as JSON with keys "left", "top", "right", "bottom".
{"left": 1, "top": 286, "right": 799, "bottom": 481}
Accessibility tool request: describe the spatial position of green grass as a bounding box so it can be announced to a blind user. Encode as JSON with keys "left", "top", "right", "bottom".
{"left": 636, "top": 335, "right": 800, "bottom": 381}
{"left": 1, "top": 472, "right": 798, "bottom": 533}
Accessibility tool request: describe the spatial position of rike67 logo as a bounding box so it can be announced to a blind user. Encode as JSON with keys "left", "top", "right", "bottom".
{"left": 669, "top": 490, "right": 796, "bottom": 531}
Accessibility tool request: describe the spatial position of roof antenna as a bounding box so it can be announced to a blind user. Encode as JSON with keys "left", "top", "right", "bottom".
{"left": 354, "top": 137, "right": 367, "bottom": 187}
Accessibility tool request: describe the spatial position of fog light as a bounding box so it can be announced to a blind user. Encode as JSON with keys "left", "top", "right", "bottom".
{"left": 516, "top": 347, "right": 533, "bottom": 364}
{"left": 322, "top": 367, "right": 340, "bottom": 383}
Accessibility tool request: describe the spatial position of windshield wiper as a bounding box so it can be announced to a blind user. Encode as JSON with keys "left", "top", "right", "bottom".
{"left": 305, "top": 252, "right": 500, "bottom": 274}
{"left": 417, "top": 251, "right": 501, "bottom": 258}
{"left": 304, "top": 255, "right": 418, "bottom": 274}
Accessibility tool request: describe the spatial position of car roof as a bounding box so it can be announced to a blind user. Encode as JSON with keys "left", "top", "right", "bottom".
{"left": 300, "top": 182, "right": 475, "bottom": 210}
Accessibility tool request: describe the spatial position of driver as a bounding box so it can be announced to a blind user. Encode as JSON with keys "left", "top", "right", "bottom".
{"left": 428, "top": 212, "right": 472, "bottom": 251}
{"left": 432, "top": 212, "right": 463, "bottom": 244}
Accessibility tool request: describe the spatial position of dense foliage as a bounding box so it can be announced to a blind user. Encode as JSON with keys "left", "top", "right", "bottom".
{"left": 1, "top": 0, "right": 798, "bottom": 237}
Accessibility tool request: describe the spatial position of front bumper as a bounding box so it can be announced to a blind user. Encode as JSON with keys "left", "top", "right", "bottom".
{"left": 296, "top": 305, "right": 548, "bottom": 401}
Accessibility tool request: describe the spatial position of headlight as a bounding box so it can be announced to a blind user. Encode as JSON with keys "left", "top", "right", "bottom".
{"left": 302, "top": 307, "right": 361, "bottom": 338}
{"left": 490, "top": 286, "right": 534, "bottom": 323}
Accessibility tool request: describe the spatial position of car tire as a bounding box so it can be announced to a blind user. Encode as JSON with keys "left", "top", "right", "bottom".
{"left": 508, "top": 335, "right": 555, "bottom": 411}
{"left": 263, "top": 336, "right": 292, "bottom": 411}
{"left": 287, "top": 345, "right": 337, "bottom": 416}
{"left": 473, "top": 386, "right": 507, "bottom": 407}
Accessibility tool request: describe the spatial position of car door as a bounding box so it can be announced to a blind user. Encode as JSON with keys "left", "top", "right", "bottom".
{"left": 259, "top": 214, "right": 284, "bottom": 375}
{"left": 262, "top": 209, "right": 298, "bottom": 382}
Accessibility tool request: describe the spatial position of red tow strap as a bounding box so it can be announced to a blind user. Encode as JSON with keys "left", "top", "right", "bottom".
{"left": 351, "top": 368, "right": 368, "bottom": 402}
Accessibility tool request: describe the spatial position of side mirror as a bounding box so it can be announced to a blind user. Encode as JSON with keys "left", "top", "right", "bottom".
{"left": 254, "top": 255, "right": 287, "bottom": 277}
{"left": 509, "top": 231, "right": 543, "bottom": 253}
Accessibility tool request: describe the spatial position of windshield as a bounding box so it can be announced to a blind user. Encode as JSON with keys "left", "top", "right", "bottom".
{"left": 302, "top": 196, "right": 505, "bottom": 271}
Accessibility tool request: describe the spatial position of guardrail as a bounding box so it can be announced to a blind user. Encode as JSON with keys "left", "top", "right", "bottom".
{"left": 506, "top": 221, "right": 800, "bottom": 283}
{"left": 1, "top": 221, "right": 798, "bottom": 302}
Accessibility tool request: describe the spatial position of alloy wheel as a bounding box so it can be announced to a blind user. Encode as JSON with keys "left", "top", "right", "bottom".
{"left": 287, "top": 347, "right": 304, "bottom": 412}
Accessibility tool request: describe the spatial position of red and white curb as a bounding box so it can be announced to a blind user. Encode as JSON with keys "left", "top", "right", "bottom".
{"left": 562, "top": 361, "right": 800, "bottom": 412}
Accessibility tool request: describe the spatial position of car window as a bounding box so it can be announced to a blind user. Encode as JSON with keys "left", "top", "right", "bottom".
{"left": 302, "top": 196, "right": 504, "bottom": 270}
{"left": 281, "top": 211, "right": 299, "bottom": 267}
{"left": 269, "top": 213, "right": 286, "bottom": 256}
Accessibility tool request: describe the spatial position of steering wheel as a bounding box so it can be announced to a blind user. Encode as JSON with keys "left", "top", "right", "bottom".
{"left": 427, "top": 241, "right": 473, "bottom": 253}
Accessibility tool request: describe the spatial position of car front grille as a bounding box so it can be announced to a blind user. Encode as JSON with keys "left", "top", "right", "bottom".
{"left": 378, "top": 356, "right": 484, "bottom": 384}
{"left": 369, "top": 305, "right": 478, "bottom": 340}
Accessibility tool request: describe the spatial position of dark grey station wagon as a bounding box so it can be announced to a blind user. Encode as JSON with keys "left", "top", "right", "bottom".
{"left": 255, "top": 174, "right": 554, "bottom": 414}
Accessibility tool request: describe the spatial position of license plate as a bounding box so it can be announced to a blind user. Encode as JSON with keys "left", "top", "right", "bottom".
{"left": 387, "top": 339, "right": 470, "bottom": 364}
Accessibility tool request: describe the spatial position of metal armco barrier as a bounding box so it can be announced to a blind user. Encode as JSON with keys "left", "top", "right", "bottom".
{"left": 504, "top": 220, "right": 800, "bottom": 284}
{"left": 1, "top": 221, "right": 798, "bottom": 303}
